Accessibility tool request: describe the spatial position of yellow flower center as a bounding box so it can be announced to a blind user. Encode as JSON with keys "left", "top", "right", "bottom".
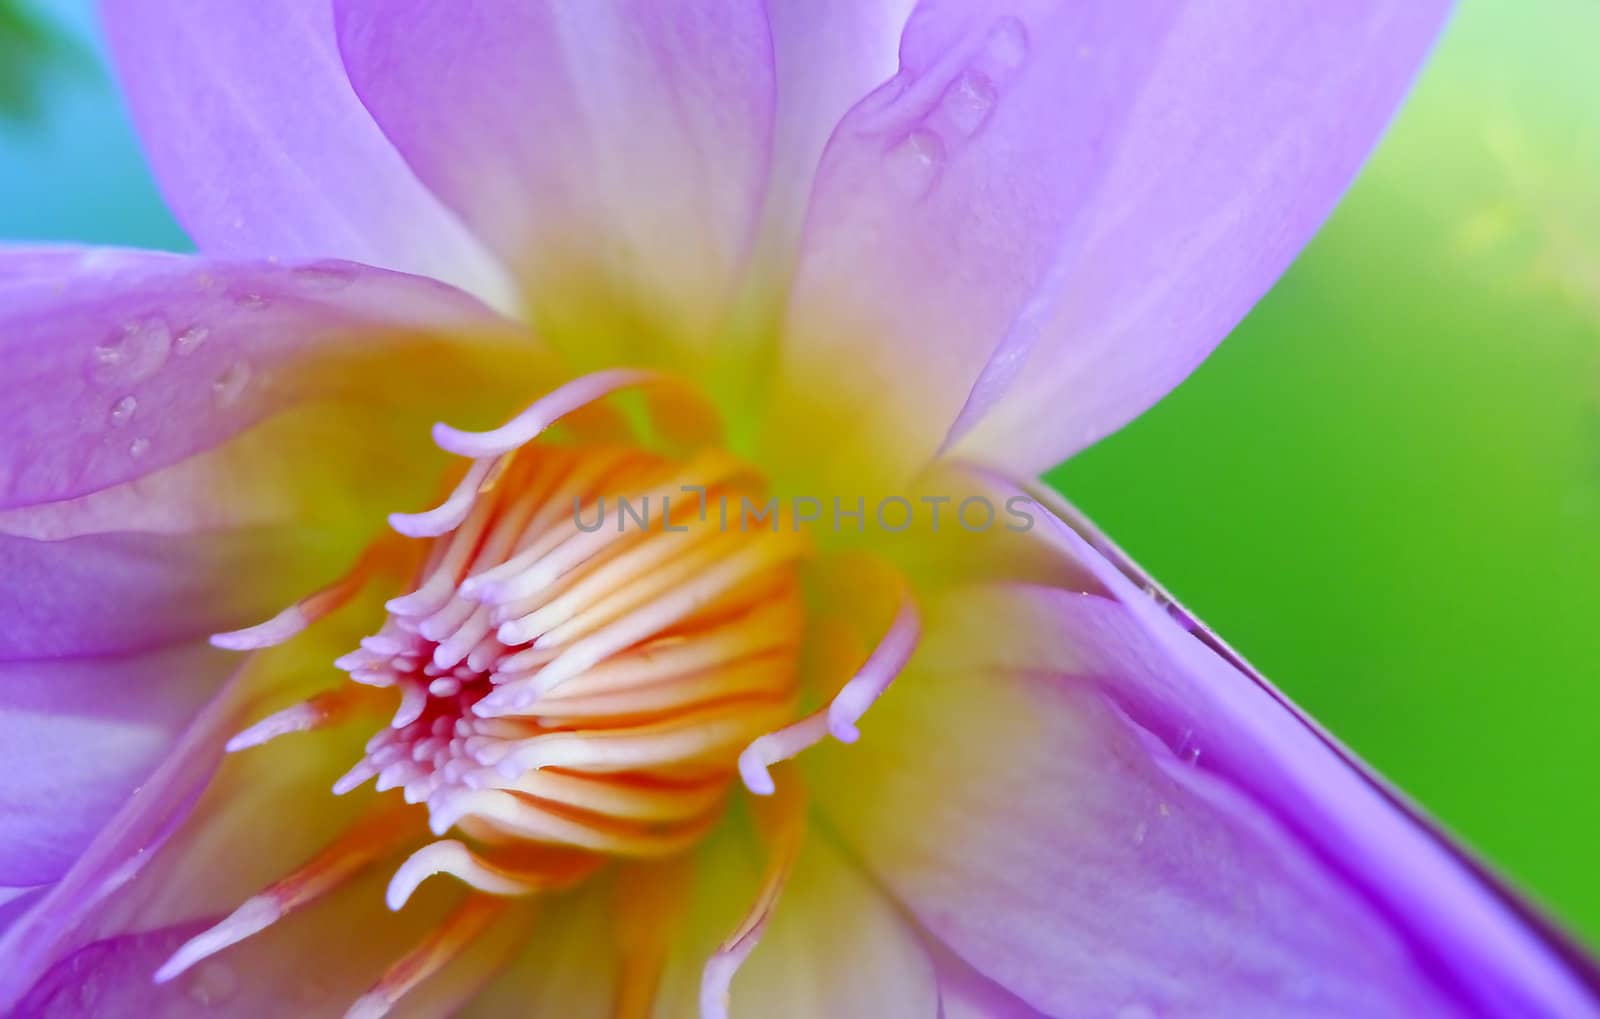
{"left": 153, "top": 371, "right": 921, "bottom": 1017}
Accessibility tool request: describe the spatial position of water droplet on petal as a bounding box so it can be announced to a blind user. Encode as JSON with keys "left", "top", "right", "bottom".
{"left": 185, "top": 961, "right": 239, "bottom": 1007}
{"left": 88, "top": 344, "right": 124, "bottom": 379}
{"left": 985, "top": 17, "right": 1029, "bottom": 71}
{"left": 175, "top": 325, "right": 211, "bottom": 356}
{"left": 889, "top": 129, "right": 946, "bottom": 198}
{"left": 109, "top": 395, "right": 138, "bottom": 427}
{"left": 292, "top": 262, "right": 355, "bottom": 292}
{"left": 235, "top": 292, "right": 271, "bottom": 312}
{"left": 88, "top": 318, "right": 173, "bottom": 386}
{"left": 129, "top": 437, "right": 151, "bottom": 459}
{"left": 1176, "top": 728, "right": 1202, "bottom": 766}
{"left": 942, "top": 70, "right": 997, "bottom": 136}
{"left": 212, "top": 360, "right": 252, "bottom": 409}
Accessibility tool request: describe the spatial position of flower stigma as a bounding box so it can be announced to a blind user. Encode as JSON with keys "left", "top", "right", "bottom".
{"left": 155, "top": 370, "right": 922, "bottom": 1017}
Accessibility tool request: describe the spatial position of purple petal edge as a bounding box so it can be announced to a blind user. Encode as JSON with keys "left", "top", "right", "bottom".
{"left": 1047, "top": 482, "right": 1600, "bottom": 974}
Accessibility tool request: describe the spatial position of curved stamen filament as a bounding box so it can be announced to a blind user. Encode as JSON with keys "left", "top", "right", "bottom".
{"left": 344, "top": 895, "right": 512, "bottom": 1019}
{"left": 738, "top": 585, "right": 921, "bottom": 795}
{"left": 827, "top": 593, "right": 920, "bottom": 743}
{"left": 389, "top": 455, "right": 504, "bottom": 538}
{"left": 700, "top": 774, "right": 808, "bottom": 1019}
{"left": 226, "top": 686, "right": 384, "bottom": 753}
{"left": 385, "top": 840, "right": 602, "bottom": 910}
{"left": 211, "top": 541, "right": 407, "bottom": 651}
{"left": 432, "top": 369, "right": 714, "bottom": 459}
{"left": 155, "top": 806, "right": 421, "bottom": 983}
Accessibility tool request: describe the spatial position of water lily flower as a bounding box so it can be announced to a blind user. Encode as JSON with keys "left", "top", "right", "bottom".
{"left": 2, "top": 1, "right": 1596, "bottom": 1016}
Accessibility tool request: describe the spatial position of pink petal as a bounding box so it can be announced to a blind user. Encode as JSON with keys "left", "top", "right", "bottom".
{"left": 333, "top": 0, "right": 775, "bottom": 363}
{"left": 769, "top": 1, "right": 1450, "bottom": 486}
{"left": 100, "top": 2, "right": 515, "bottom": 309}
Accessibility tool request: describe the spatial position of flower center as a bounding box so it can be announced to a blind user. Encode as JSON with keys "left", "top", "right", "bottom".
{"left": 342, "top": 440, "right": 807, "bottom": 901}
{"left": 153, "top": 371, "right": 921, "bottom": 1016}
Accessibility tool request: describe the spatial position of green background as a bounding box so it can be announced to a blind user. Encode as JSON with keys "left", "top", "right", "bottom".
{"left": 3, "top": 1, "right": 1597, "bottom": 947}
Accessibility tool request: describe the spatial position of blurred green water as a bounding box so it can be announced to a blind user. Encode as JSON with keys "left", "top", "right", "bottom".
{"left": 2, "top": 0, "right": 1597, "bottom": 947}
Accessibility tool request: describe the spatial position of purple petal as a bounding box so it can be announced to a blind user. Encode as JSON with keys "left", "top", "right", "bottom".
{"left": 333, "top": 0, "right": 775, "bottom": 361}
{"left": 0, "top": 654, "right": 386, "bottom": 1011}
{"left": 0, "top": 529, "right": 334, "bottom": 661}
{"left": 0, "top": 500, "right": 370, "bottom": 916}
{"left": 0, "top": 886, "right": 46, "bottom": 939}
{"left": 816, "top": 639, "right": 1462, "bottom": 1015}
{"left": 770, "top": 1, "right": 1450, "bottom": 484}
{"left": 11, "top": 872, "right": 460, "bottom": 1018}
{"left": 0, "top": 645, "right": 226, "bottom": 889}
{"left": 0, "top": 247, "right": 543, "bottom": 510}
{"left": 926, "top": 932, "right": 1047, "bottom": 1019}
{"left": 812, "top": 485, "right": 1599, "bottom": 1015}
{"left": 0, "top": 665, "right": 251, "bottom": 1010}
{"left": 100, "top": 1, "right": 515, "bottom": 309}
{"left": 749, "top": 0, "right": 913, "bottom": 280}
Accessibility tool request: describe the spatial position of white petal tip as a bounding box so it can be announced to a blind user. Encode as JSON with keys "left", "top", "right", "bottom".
{"left": 828, "top": 720, "right": 861, "bottom": 744}
{"left": 154, "top": 897, "right": 277, "bottom": 985}
{"left": 208, "top": 608, "right": 306, "bottom": 651}
{"left": 388, "top": 510, "right": 453, "bottom": 539}
{"left": 738, "top": 754, "right": 776, "bottom": 797}
{"left": 344, "top": 992, "right": 393, "bottom": 1019}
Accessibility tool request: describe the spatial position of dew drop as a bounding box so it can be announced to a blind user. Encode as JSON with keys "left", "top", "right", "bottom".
{"left": 942, "top": 70, "right": 998, "bottom": 136}
{"left": 212, "top": 360, "right": 252, "bottom": 409}
{"left": 1132, "top": 820, "right": 1148, "bottom": 846}
{"left": 109, "top": 394, "right": 138, "bottom": 427}
{"left": 88, "top": 318, "right": 173, "bottom": 386}
{"left": 185, "top": 961, "right": 239, "bottom": 1007}
{"left": 235, "top": 292, "right": 271, "bottom": 311}
{"left": 889, "top": 129, "right": 947, "bottom": 197}
{"left": 1176, "top": 728, "right": 1202, "bottom": 766}
{"left": 128, "top": 437, "right": 151, "bottom": 459}
{"left": 175, "top": 325, "right": 211, "bottom": 356}
{"left": 292, "top": 262, "right": 356, "bottom": 292}
{"left": 984, "top": 16, "right": 1029, "bottom": 71}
